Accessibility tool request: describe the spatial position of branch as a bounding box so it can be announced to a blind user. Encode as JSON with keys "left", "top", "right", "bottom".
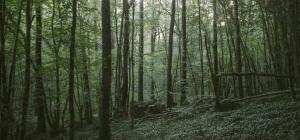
{"left": 217, "top": 72, "right": 300, "bottom": 79}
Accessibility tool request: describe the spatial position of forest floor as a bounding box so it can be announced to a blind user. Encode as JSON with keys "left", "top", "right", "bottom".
{"left": 72, "top": 94, "right": 300, "bottom": 140}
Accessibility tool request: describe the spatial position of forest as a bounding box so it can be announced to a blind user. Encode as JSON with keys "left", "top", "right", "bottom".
{"left": 0, "top": 0, "right": 300, "bottom": 139}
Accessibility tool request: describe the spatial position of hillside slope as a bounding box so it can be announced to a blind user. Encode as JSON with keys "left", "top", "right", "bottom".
{"left": 73, "top": 95, "right": 300, "bottom": 140}
{"left": 110, "top": 95, "right": 300, "bottom": 140}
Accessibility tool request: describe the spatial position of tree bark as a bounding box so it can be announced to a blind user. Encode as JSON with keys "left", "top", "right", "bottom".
{"left": 197, "top": 0, "right": 205, "bottom": 97}
{"left": 100, "top": 0, "right": 112, "bottom": 139}
{"left": 138, "top": 0, "right": 144, "bottom": 102}
{"left": 212, "top": 0, "right": 220, "bottom": 109}
{"left": 20, "top": 0, "right": 32, "bottom": 139}
{"left": 35, "top": 1, "right": 47, "bottom": 133}
{"left": 166, "top": 0, "right": 176, "bottom": 107}
{"left": 0, "top": 0, "right": 9, "bottom": 139}
{"left": 150, "top": 20, "right": 157, "bottom": 100}
{"left": 130, "top": 0, "right": 135, "bottom": 129}
{"left": 81, "top": 47, "right": 92, "bottom": 123}
{"left": 68, "top": 0, "right": 77, "bottom": 139}
{"left": 121, "top": 0, "right": 130, "bottom": 114}
{"left": 53, "top": 0, "right": 61, "bottom": 131}
{"left": 180, "top": 0, "right": 187, "bottom": 105}
{"left": 233, "top": 0, "right": 244, "bottom": 98}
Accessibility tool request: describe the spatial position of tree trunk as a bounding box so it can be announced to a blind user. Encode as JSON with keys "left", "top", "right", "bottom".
{"left": 212, "top": 0, "right": 220, "bottom": 109}
{"left": 138, "top": 0, "right": 144, "bottom": 102}
{"left": 100, "top": 0, "right": 112, "bottom": 139}
{"left": 130, "top": 0, "right": 135, "bottom": 129}
{"left": 52, "top": 0, "right": 61, "bottom": 131}
{"left": 287, "top": 0, "right": 298, "bottom": 100}
{"left": 150, "top": 23, "right": 157, "bottom": 100}
{"left": 0, "top": 0, "right": 9, "bottom": 139}
{"left": 197, "top": 0, "right": 205, "bottom": 97}
{"left": 121, "top": 0, "right": 130, "bottom": 115}
{"left": 81, "top": 47, "right": 92, "bottom": 123}
{"left": 233, "top": 0, "right": 244, "bottom": 98}
{"left": 35, "top": 1, "right": 47, "bottom": 133}
{"left": 115, "top": 8, "right": 124, "bottom": 114}
{"left": 20, "top": 0, "right": 32, "bottom": 139}
{"left": 68, "top": 0, "right": 77, "bottom": 139}
{"left": 180, "top": 0, "right": 187, "bottom": 105}
{"left": 5, "top": 0, "right": 23, "bottom": 138}
{"left": 166, "top": 0, "right": 176, "bottom": 107}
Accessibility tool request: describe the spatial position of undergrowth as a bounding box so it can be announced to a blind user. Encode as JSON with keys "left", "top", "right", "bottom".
{"left": 72, "top": 95, "right": 300, "bottom": 140}
{"left": 110, "top": 95, "right": 300, "bottom": 140}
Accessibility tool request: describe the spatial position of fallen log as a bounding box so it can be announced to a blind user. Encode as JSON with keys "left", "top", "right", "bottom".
{"left": 232, "top": 88, "right": 300, "bottom": 103}
{"left": 194, "top": 88, "right": 300, "bottom": 111}
{"left": 126, "top": 89, "right": 300, "bottom": 126}
{"left": 217, "top": 72, "right": 300, "bottom": 79}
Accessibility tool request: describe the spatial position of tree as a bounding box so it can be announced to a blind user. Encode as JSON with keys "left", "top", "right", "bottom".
{"left": 233, "top": 0, "right": 244, "bottom": 98}
{"left": 52, "top": 0, "right": 62, "bottom": 130}
{"left": 0, "top": 0, "right": 9, "bottom": 139}
{"left": 100, "top": 0, "right": 112, "bottom": 139}
{"left": 3, "top": 0, "right": 23, "bottom": 138}
{"left": 114, "top": 0, "right": 123, "bottom": 114}
{"left": 130, "top": 0, "right": 136, "bottom": 129}
{"left": 287, "top": 0, "right": 299, "bottom": 100}
{"left": 81, "top": 47, "right": 92, "bottom": 123}
{"left": 150, "top": 7, "right": 157, "bottom": 100}
{"left": 34, "top": 0, "right": 47, "bottom": 133}
{"left": 212, "top": 0, "right": 220, "bottom": 109}
{"left": 20, "top": 0, "right": 32, "bottom": 139}
{"left": 197, "top": 0, "right": 205, "bottom": 97}
{"left": 138, "top": 0, "right": 144, "bottom": 102}
{"left": 166, "top": 0, "right": 176, "bottom": 107}
{"left": 150, "top": 26, "right": 156, "bottom": 100}
{"left": 68, "top": 0, "right": 78, "bottom": 139}
{"left": 180, "top": 0, "right": 187, "bottom": 105}
{"left": 121, "top": 0, "right": 130, "bottom": 114}
{"left": 131, "top": 0, "right": 136, "bottom": 100}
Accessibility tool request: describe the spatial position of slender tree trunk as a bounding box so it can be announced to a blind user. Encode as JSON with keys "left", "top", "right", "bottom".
{"left": 100, "top": 0, "right": 112, "bottom": 138}
{"left": 53, "top": 0, "right": 61, "bottom": 131}
{"left": 75, "top": 71, "right": 83, "bottom": 128}
{"left": 212, "top": 0, "right": 220, "bottom": 109}
{"left": 35, "top": 1, "right": 47, "bottom": 133}
{"left": 233, "top": 0, "right": 244, "bottom": 98}
{"left": 166, "top": 0, "right": 176, "bottom": 107}
{"left": 131, "top": 0, "right": 135, "bottom": 100}
{"left": 0, "top": 0, "right": 9, "bottom": 139}
{"left": 81, "top": 47, "right": 92, "bottom": 123}
{"left": 115, "top": 10, "right": 124, "bottom": 114}
{"left": 138, "top": 0, "right": 144, "bottom": 102}
{"left": 20, "top": 0, "right": 32, "bottom": 139}
{"left": 8, "top": 0, "right": 23, "bottom": 109}
{"left": 121, "top": 0, "right": 130, "bottom": 115}
{"left": 288, "top": 0, "right": 298, "bottom": 100}
{"left": 5, "top": 1, "right": 23, "bottom": 138}
{"left": 150, "top": 25, "right": 156, "bottom": 100}
{"left": 187, "top": 52, "right": 199, "bottom": 96}
{"left": 113, "top": 0, "right": 120, "bottom": 114}
{"left": 68, "top": 0, "right": 77, "bottom": 139}
{"left": 130, "top": 0, "right": 135, "bottom": 129}
{"left": 180, "top": 0, "right": 187, "bottom": 105}
{"left": 219, "top": 30, "right": 225, "bottom": 97}
{"left": 54, "top": 49, "right": 61, "bottom": 129}
{"left": 197, "top": 0, "right": 205, "bottom": 97}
